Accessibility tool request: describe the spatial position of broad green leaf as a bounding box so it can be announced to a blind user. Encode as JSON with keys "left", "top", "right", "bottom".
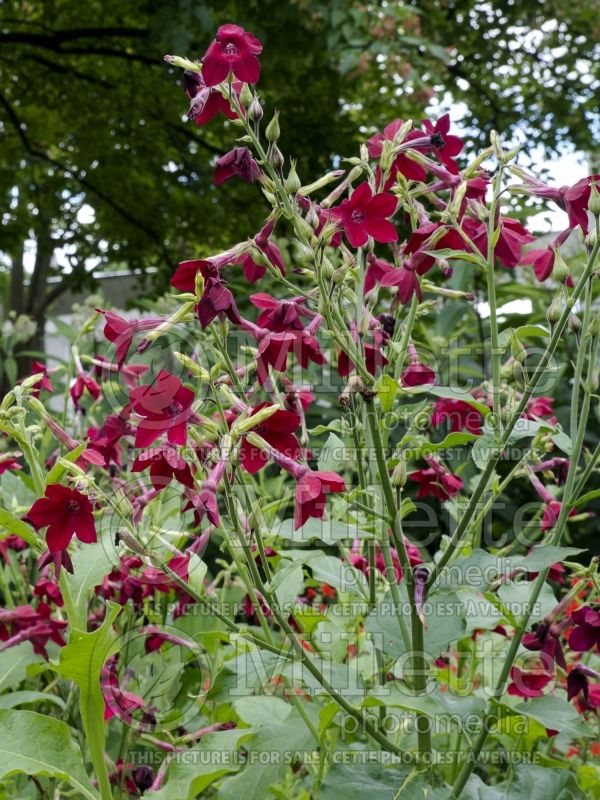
{"left": 320, "top": 763, "right": 421, "bottom": 800}
{"left": 269, "top": 560, "right": 304, "bottom": 612}
{"left": 399, "top": 385, "right": 490, "bottom": 416}
{"left": 145, "top": 727, "right": 253, "bottom": 800}
{"left": 64, "top": 542, "right": 118, "bottom": 629}
{"left": 0, "top": 643, "right": 42, "bottom": 692}
{"left": 310, "top": 554, "right": 369, "bottom": 598}
{"left": 0, "top": 709, "right": 97, "bottom": 799}
{"left": 374, "top": 373, "right": 399, "bottom": 412}
{"left": 317, "top": 432, "right": 348, "bottom": 472}
{"left": 0, "top": 508, "right": 39, "bottom": 548}
{"left": 403, "top": 431, "right": 479, "bottom": 461}
{"left": 506, "top": 694, "right": 593, "bottom": 739}
{"left": 274, "top": 517, "right": 372, "bottom": 543}
{"left": 59, "top": 602, "right": 121, "bottom": 776}
{"left": 0, "top": 691, "right": 66, "bottom": 710}
{"left": 186, "top": 551, "right": 208, "bottom": 597}
{"left": 463, "top": 767, "right": 587, "bottom": 799}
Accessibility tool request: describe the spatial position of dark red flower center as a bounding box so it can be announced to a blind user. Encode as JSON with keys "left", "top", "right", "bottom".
{"left": 430, "top": 132, "right": 445, "bottom": 149}
{"left": 351, "top": 210, "right": 365, "bottom": 224}
{"left": 65, "top": 500, "right": 80, "bottom": 513}
{"left": 167, "top": 401, "right": 183, "bottom": 417}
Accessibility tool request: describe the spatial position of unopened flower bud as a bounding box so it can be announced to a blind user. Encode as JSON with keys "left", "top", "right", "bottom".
{"left": 447, "top": 182, "right": 468, "bottom": 219}
{"left": 239, "top": 83, "right": 253, "bottom": 108}
{"left": 234, "top": 404, "right": 280, "bottom": 434}
{"left": 164, "top": 54, "right": 201, "bottom": 73}
{"left": 568, "top": 313, "right": 581, "bottom": 333}
{"left": 320, "top": 258, "right": 335, "bottom": 280}
{"left": 248, "top": 95, "right": 263, "bottom": 122}
{"left": 588, "top": 181, "right": 600, "bottom": 217}
{"left": 392, "top": 459, "right": 407, "bottom": 487}
{"left": 298, "top": 170, "right": 345, "bottom": 196}
{"left": 284, "top": 160, "right": 301, "bottom": 194}
{"left": 551, "top": 249, "right": 570, "bottom": 283}
{"left": 173, "top": 352, "right": 210, "bottom": 380}
{"left": 268, "top": 144, "right": 284, "bottom": 169}
{"left": 490, "top": 130, "right": 505, "bottom": 161}
{"left": 265, "top": 111, "right": 280, "bottom": 143}
{"left": 589, "top": 314, "right": 600, "bottom": 338}
{"left": 546, "top": 296, "right": 563, "bottom": 324}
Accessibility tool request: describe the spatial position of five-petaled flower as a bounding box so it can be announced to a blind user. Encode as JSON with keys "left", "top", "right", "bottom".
{"left": 26, "top": 484, "right": 97, "bottom": 554}
{"left": 127, "top": 370, "right": 195, "bottom": 448}
{"left": 569, "top": 606, "right": 600, "bottom": 652}
{"left": 201, "top": 24, "right": 263, "bottom": 87}
{"left": 332, "top": 182, "right": 397, "bottom": 248}
{"left": 409, "top": 457, "right": 463, "bottom": 501}
{"left": 214, "top": 147, "right": 261, "bottom": 186}
{"left": 294, "top": 468, "right": 346, "bottom": 530}
{"left": 239, "top": 403, "right": 302, "bottom": 474}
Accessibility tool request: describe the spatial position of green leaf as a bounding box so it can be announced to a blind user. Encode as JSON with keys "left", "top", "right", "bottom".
{"left": 274, "top": 517, "right": 372, "bottom": 543}
{"left": 0, "top": 709, "right": 97, "bottom": 799}
{"left": 269, "top": 560, "right": 304, "bottom": 612}
{"left": 145, "top": 727, "right": 253, "bottom": 800}
{"left": 374, "top": 373, "right": 399, "bottom": 413}
{"left": 64, "top": 542, "right": 118, "bottom": 629}
{"left": 320, "top": 763, "right": 421, "bottom": 800}
{"left": 0, "top": 691, "right": 66, "bottom": 711}
{"left": 463, "top": 766, "right": 586, "bottom": 799}
{"left": 317, "top": 432, "right": 348, "bottom": 472}
{"left": 506, "top": 694, "right": 593, "bottom": 739}
{"left": 403, "top": 431, "right": 479, "bottom": 461}
{"left": 400, "top": 384, "right": 490, "bottom": 416}
{"left": 0, "top": 642, "right": 43, "bottom": 692}
{"left": 59, "top": 602, "right": 121, "bottom": 794}
{"left": 45, "top": 442, "right": 88, "bottom": 485}
{"left": 0, "top": 508, "right": 39, "bottom": 549}
{"left": 310, "top": 554, "right": 369, "bottom": 598}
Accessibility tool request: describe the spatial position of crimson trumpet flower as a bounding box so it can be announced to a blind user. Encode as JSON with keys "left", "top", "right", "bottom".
{"left": 197, "top": 269, "right": 242, "bottom": 328}
{"left": 250, "top": 293, "right": 306, "bottom": 332}
{"left": 70, "top": 372, "right": 101, "bottom": 410}
{"left": 29, "top": 361, "right": 53, "bottom": 397}
{"left": 239, "top": 403, "right": 301, "bottom": 474}
{"left": 235, "top": 219, "right": 286, "bottom": 283}
{"left": 294, "top": 469, "right": 346, "bottom": 530}
{"left": 472, "top": 217, "right": 535, "bottom": 269}
{"left": 214, "top": 147, "right": 261, "bottom": 186}
{"left": 507, "top": 666, "right": 553, "bottom": 698}
{"left": 421, "top": 113, "right": 463, "bottom": 174}
{"left": 332, "top": 182, "right": 397, "bottom": 248}
{"left": 0, "top": 453, "right": 21, "bottom": 475}
{"left": 25, "top": 484, "right": 97, "bottom": 554}
{"left": 409, "top": 457, "right": 463, "bottom": 501}
{"left": 183, "top": 71, "right": 239, "bottom": 125}
{"left": 367, "top": 120, "right": 428, "bottom": 188}
{"left": 131, "top": 446, "right": 195, "bottom": 492}
{"left": 201, "top": 24, "right": 263, "bottom": 87}
{"left": 521, "top": 248, "right": 556, "bottom": 282}
{"left": 569, "top": 606, "right": 600, "bottom": 652}
{"left": 431, "top": 398, "right": 482, "bottom": 434}
{"left": 128, "top": 370, "right": 195, "bottom": 448}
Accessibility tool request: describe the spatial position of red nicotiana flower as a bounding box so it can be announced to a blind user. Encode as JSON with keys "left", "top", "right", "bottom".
{"left": 0, "top": 452, "right": 21, "bottom": 475}
{"left": 0, "top": 603, "right": 68, "bottom": 660}
{"left": 332, "top": 182, "right": 398, "bottom": 248}
{"left": 561, "top": 176, "right": 599, "bottom": 234}
{"left": 507, "top": 665, "right": 554, "bottom": 698}
{"left": 522, "top": 620, "right": 567, "bottom": 670}
{"left": 400, "top": 363, "right": 436, "bottom": 387}
{"left": 214, "top": 147, "right": 261, "bottom": 186}
{"left": 409, "top": 457, "right": 463, "bottom": 500}
{"left": 569, "top": 606, "right": 600, "bottom": 652}
{"left": 520, "top": 248, "right": 555, "bottom": 282}
{"left": 25, "top": 484, "right": 97, "bottom": 554}
{"left": 70, "top": 372, "right": 101, "bottom": 410}
{"left": 131, "top": 446, "right": 195, "bottom": 492}
{"left": 235, "top": 219, "right": 286, "bottom": 283}
{"left": 196, "top": 265, "right": 242, "bottom": 328}
{"left": 201, "top": 24, "right": 263, "bottom": 87}
{"left": 239, "top": 403, "right": 301, "bottom": 474}
{"left": 250, "top": 293, "right": 306, "bottom": 332}
{"left": 403, "top": 221, "right": 467, "bottom": 274}
{"left": 367, "top": 120, "right": 428, "bottom": 188}
{"left": 541, "top": 500, "right": 576, "bottom": 532}
{"left": 128, "top": 370, "right": 196, "bottom": 447}
{"left": 87, "top": 414, "right": 133, "bottom": 467}
{"left": 421, "top": 113, "right": 463, "bottom": 174}
{"left": 338, "top": 342, "right": 388, "bottom": 377}
{"left": 472, "top": 217, "right": 535, "bottom": 269}
{"left": 29, "top": 361, "right": 53, "bottom": 397}
{"left": 294, "top": 468, "right": 346, "bottom": 530}
{"left": 97, "top": 309, "right": 166, "bottom": 369}
{"left": 431, "top": 398, "right": 482, "bottom": 434}
{"left": 183, "top": 71, "right": 240, "bottom": 125}
{"left": 524, "top": 396, "right": 557, "bottom": 424}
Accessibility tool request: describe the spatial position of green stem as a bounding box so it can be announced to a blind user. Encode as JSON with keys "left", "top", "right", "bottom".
{"left": 428, "top": 236, "right": 600, "bottom": 593}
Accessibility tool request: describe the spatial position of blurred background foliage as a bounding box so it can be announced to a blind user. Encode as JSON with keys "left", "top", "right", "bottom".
{"left": 0, "top": 0, "right": 598, "bottom": 319}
